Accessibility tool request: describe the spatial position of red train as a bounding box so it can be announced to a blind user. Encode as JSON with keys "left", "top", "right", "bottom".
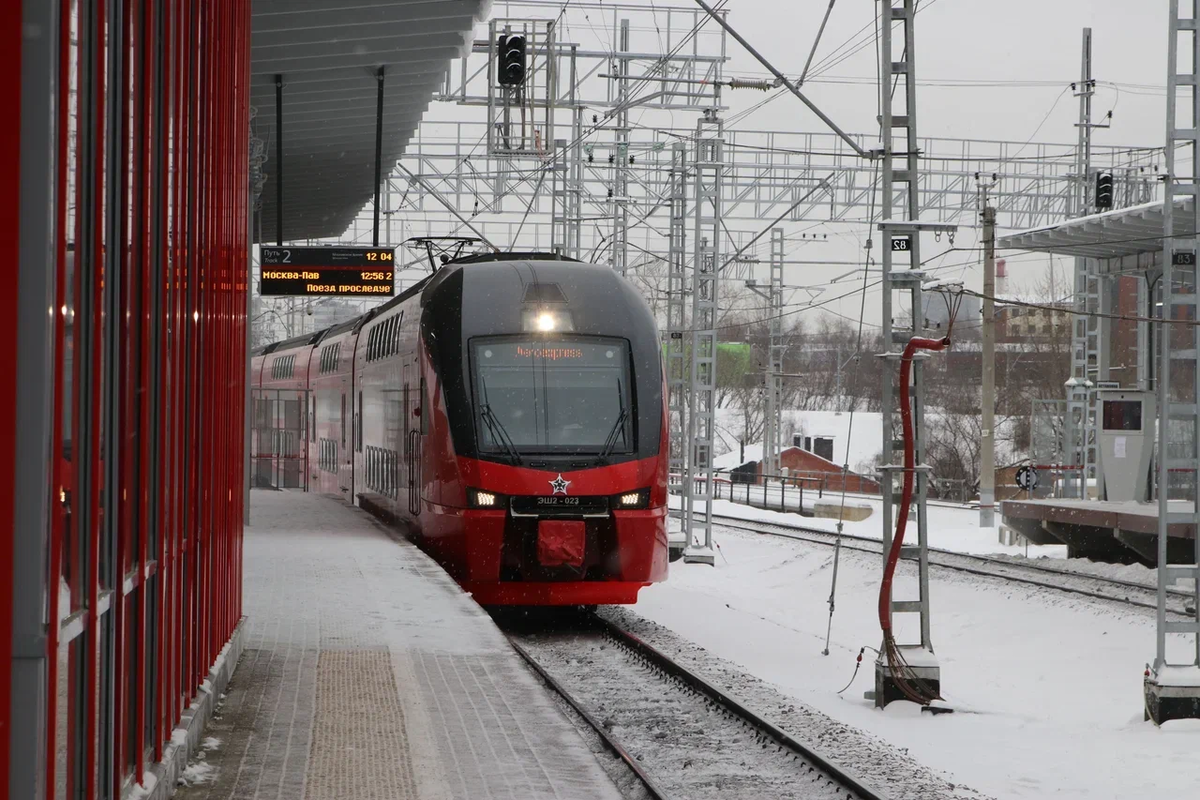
{"left": 251, "top": 254, "right": 669, "bottom": 604}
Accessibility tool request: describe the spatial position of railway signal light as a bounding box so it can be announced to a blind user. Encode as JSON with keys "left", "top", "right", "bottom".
{"left": 1095, "top": 172, "right": 1114, "bottom": 210}
{"left": 497, "top": 34, "right": 527, "bottom": 86}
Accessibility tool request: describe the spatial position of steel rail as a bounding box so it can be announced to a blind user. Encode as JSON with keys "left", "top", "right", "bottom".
{"left": 708, "top": 513, "right": 1195, "bottom": 615}
{"left": 508, "top": 637, "right": 675, "bottom": 800}
{"left": 588, "top": 614, "right": 890, "bottom": 800}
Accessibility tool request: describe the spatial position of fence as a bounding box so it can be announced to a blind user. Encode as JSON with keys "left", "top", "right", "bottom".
{"left": 712, "top": 474, "right": 821, "bottom": 516}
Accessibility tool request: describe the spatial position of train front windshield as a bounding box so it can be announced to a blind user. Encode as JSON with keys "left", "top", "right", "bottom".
{"left": 471, "top": 337, "right": 633, "bottom": 455}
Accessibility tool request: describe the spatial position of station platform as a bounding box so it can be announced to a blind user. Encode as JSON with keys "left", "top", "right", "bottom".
{"left": 176, "top": 490, "right": 622, "bottom": 800}
{"left": 1001, "top": 498, "right": 1197, "bottom": 564}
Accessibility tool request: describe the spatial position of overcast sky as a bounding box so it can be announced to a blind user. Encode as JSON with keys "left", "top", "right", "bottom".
{"left": 725, "top": 0, "right": 1165, "bottom": 145}
{"left": 712, "top": 0, "right": 1168, "bottom": 327}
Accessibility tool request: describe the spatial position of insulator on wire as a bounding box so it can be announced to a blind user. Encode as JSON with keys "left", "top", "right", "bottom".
{"left": 727, "top": 77, "right": 775, "bottom": 91}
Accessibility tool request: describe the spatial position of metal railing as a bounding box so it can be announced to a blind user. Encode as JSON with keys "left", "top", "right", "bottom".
{"left": 672, "top": 471, "right": 851, "bottom": 517}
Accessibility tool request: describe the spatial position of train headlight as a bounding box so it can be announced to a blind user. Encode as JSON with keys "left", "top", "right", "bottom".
{"left": 468, "top": 488, "right": 503, "bottom": 508}
{"left": 613, "top": 488, "right": 650, "bottom": 509}
{"left": 521, "top": 308, "right": 575, "bottom": 333}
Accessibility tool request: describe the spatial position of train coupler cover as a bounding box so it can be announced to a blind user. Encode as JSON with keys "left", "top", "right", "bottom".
{"left": 537, "top": 520, "right": 586, "bottom": 568}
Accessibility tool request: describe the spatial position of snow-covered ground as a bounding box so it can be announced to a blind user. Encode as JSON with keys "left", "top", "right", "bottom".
{"left": 637, "top": 526, "right": 1200, "bottom": 800}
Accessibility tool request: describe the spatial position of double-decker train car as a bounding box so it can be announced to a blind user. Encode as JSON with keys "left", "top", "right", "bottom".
{"left": 251, "top": 331, "right": 320, "bottom": 489}
{"left": 309, "top": 317, "right": 368, "bottom": 500}
{"left": 251, "top": 254, "right": 669, "bottom": 605}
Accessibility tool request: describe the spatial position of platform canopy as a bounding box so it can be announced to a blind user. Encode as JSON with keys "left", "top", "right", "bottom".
{"left": 251, "top": 0, "right": 491, "bottom": 242}
{"left": 999, "top": 196, "right": 1189, "bottom": 267}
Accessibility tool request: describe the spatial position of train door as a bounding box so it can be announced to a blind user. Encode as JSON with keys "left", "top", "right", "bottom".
{"left": 312, "top": 393, "right": 321, "bottom": 489}
{"left": 340, "top": 391, "right": 348, "bottom": 497}
{"left": 409, "top": 373, "right": 424, "bottom": 517}
{"left": 353, "top": 388, "right": 363, "bottom": 504}
{"left": 401, "top": 363, "right": 414, "bottom": 518}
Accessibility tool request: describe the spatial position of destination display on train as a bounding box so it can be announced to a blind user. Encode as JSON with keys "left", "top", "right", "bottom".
{"left": 259, "top": 246, "right": 395, "bottom": 297}
{"left": 475, "top": 339, "right": 627, "bottom": 367}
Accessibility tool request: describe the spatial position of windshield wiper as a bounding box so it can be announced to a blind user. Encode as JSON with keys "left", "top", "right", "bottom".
{"left": 480, "top": 404, "right": 522, "bottom": 466}
{"left": 478, "top": 374, "right": 522, "bottom": 465}
{"left": 598, "top": 379, "right": 628, "bottom": 463}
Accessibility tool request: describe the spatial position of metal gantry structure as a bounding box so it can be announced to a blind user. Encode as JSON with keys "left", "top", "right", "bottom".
{"left": 376, "top": 122, "right": 1158, "bottom": 261}
{"left": 1147, "top": 0, "right": 1200, "bottom": 723}
{"left": 298, "top": 1, "right": 1165, "bottom": 594}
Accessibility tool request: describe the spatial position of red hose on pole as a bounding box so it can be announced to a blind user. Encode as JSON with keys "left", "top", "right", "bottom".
{"left": 878, "top": 336, "right": 950, "bottom": 635}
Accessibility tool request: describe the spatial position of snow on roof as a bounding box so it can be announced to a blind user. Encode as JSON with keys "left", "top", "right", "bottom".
{"left": 786, "top": 409, "right": 882, "bottom": 471}
{"left": 714, "top": 444, "right": 763, "bottom": 470}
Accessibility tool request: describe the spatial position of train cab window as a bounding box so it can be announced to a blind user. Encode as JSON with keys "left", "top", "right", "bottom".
{"left": 470, "top": 337, "right": 632, "bottom": 455}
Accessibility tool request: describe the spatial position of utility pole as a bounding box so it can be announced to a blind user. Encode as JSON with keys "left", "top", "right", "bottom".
{"left": 978, "top": 176, "right": 998, "bottom": 528}
{"left": 1066, "top": 28, "right": 1110, "bottom": 499}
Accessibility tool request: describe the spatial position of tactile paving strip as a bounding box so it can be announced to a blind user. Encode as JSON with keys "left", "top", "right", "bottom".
{"left": 306, "top": 650, "right": 418, "bottom": 799}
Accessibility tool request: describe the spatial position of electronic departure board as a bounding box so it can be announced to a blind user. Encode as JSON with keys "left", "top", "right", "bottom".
{"left": 259, "top": 246, "right": 395, "bottom": 297}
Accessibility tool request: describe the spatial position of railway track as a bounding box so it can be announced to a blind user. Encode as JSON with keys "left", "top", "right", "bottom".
{"left": 505, "top": 610, "right": 888, "bottom": 800}
{"left": 709, "top": 513, "right": 1198, "bottom": 616}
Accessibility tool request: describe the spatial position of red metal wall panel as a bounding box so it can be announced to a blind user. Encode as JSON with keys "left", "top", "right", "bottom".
{"left": 10, "top": 0, "right": 251, "bottom": 796}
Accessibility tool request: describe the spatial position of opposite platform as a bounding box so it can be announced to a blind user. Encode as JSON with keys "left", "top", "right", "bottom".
{"left": 175, "top": 490, "right": 622, "bottom": 800}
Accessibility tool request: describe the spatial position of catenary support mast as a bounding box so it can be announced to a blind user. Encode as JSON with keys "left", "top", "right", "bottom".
{"left": 683, "top": 110, "right": 724, "bottom": 566}
{"left": 1145, "top": 0, "right": 1200, "bottom": 725}
{"left": 875, "top": 0, "right": 955, "bottom": 706}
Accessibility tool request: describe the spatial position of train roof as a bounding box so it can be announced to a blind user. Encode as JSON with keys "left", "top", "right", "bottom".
{"left": 316, "top": 314, "right": 367, "bottom": 341}
{"left": 257, "top": 329, "right": 323, "bottom": 356}
{"left": 446, "top": 251, "right": 580, "bottom": 266}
